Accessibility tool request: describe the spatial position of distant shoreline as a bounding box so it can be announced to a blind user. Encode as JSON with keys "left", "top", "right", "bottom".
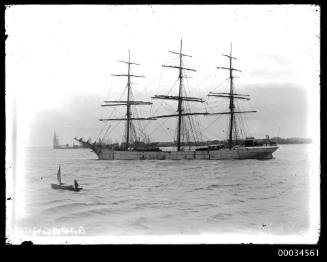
{"left": 153, "top": 137, "right": 312, "bottom": 147}
{"left": 24, "top": 137, "right": 312, "bottom": 148}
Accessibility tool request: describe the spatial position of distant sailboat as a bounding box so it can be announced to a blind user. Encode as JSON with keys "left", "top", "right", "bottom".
{"left": 53, "top": 132, "right": 60, "bottom": 149}
{"left": 53, "top": 131, "right": 87, "bottom": 149}
{"left": 51, "top": 165, "right": 83, "bottom": 192}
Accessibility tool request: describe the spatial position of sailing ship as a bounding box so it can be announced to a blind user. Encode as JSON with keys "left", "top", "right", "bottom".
{"left": 75, "top": 40, "right": 278, "bottom": 160}
{"left": 53, "top": 131, "right": 86, "bottom": 149}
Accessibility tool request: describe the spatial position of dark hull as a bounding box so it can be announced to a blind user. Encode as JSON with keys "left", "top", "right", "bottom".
{"left": 94, "top": 146, "right": 278, "bottom": 160}
{"left": 74, "top": 138, "right": 279, "bottom": 160}
{"left": 51, "top": 184, "right": 83, "bottom": 192}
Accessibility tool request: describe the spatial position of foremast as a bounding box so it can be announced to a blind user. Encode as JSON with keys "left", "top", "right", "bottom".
{"left": 99, "top": 50, "right": 155, "bottom": 151}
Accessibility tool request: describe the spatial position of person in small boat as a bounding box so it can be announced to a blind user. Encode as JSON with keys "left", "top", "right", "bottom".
{"left": 74, "top": 180, "right": 79, "bottom": 189}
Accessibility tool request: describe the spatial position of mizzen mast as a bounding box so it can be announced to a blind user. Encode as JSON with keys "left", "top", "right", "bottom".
{"left": 99, "top": 50, "right": 155, "bottom": 151}
{"left": 208, "top": 44, "right": 255, "bottom": 149}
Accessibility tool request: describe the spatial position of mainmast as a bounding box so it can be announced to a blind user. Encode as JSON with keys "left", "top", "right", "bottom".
{"left": 99, "top": 50, "right": 155, "bottom": 151}
{"left": 228, "top": 44, "right": 235, "bottom": 149}
{"left": 126, "top": 50, "right": 132, "bottom": 151}
{"left": 152, "top": 38, "right": 202, "bottom": 151}
{"left": 177, "top": 39, "right": 183, "bottom": 151}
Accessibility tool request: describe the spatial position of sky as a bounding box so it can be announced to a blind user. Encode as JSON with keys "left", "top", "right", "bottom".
{"left": 5, "top": 5, "right": 320, "bottom": 147}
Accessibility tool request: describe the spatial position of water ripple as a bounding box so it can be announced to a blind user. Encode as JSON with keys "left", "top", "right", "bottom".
{"left": 22, "top": 145, "right": 311, "bottom": 236}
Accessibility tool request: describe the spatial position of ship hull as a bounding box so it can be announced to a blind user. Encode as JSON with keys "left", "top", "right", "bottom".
{"left": 92, "top": 146, "right": 278, "bottom": 160}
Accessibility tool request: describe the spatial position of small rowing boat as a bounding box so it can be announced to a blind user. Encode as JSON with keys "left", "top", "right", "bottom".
{"left": 51, "top": 183, "right": 83, "bottom": 192}
{"left": 51, "top": 165, "right": 83, "bottom": 192}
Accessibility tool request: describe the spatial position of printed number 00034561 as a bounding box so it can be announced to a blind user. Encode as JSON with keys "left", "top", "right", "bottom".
{"left": 278, "top": 249, "right": 318, "bottom": 256}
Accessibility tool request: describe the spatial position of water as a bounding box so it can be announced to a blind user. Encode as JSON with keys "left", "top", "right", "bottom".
{"left": 14, "top": 144, "right": 312, "bottom": 238}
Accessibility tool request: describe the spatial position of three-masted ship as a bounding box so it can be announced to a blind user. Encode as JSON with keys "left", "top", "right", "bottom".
{"left": 75, "top": 40, "right": 278, "bottom": 160}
